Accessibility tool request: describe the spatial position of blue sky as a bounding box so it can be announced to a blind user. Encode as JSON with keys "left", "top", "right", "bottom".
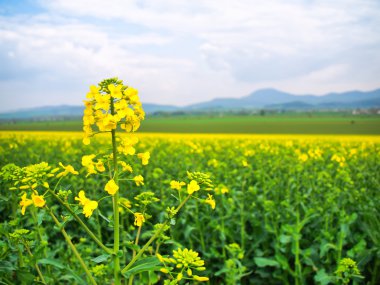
{"left": 0, "top": 0, "right": 380, "bottom": 112}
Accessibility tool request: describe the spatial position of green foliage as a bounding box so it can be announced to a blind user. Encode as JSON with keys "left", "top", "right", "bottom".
{"left": 0, "top": 133, "right": 379, "bottom": 284}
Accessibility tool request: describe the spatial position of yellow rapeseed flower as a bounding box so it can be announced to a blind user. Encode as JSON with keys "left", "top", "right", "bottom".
{"left": 299, "top": 154, "right": 308, "bottom": 162}
{"left": 137, "top": 152, "right": 150, "bottom": 165}
{"left": 86, "top": 85, "right": 100, "bottom": 99}
{"left": 105, "top": 179, "right": 119, "bottom": 195}
{"left": 94, "top": 93, "right": 110, "bottom": 111}
{"left": 134, "top": 175, "right": 144, "bottom": 186}
{"left": 205, "top": 194, "right": 216, "bottom": 210}
{"left": 134, "top": 212, "right": 145, "bottom": 227}
{"left": 32, "top": 193, "right": 46, "bottom": 208}
{"left": 119, "top": 161, "right": 133, "bottom": 173}
{"left": 83, "top": 137, "right": 91, "bottom": 145}
{"left": 170, "top": 180, "right": 186, "bottom": 190}
{"left": 108, "top": 84, "right": 123, "bottom": 99}
{"left": 83, "top": 200, "right": 98, "bottom": 218}
{"left": 19, "top": 193, "right": 33, "bottom": 215}
{"left": 56, "top": 162, "right": 79, "bottom": 178}
{"left": 124, "top": 87, "right": 138, "bottom": 98}
{"left": 95, "top": 160, "right": 105, "bottom": 172}
{"left": 118, "top": 137, "right": 138, "bottom": 156}
{"left": 82, "top": 154, "right": 97, "bottom": 175}
{"left": 74, "top": 190, "right": 98, "bottom": 218}
{"left": 187, "top": 180, "right": 200, "bottom": 195}
{"left": 75, "top": 190, "right": 90, "bottom": 206}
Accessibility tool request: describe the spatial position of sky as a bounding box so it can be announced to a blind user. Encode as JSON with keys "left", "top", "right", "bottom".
{"left": 0, "top": 0, "right": 380, "bottom": 112}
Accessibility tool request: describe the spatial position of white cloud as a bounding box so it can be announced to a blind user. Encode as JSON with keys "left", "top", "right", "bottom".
{"left": 0, "top": 0, "right": 380, "bottom": 111}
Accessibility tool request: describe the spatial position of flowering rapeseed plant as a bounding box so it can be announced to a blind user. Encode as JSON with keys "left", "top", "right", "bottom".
{"left": 0, "top": 77, "right": 215, "bottom": 285}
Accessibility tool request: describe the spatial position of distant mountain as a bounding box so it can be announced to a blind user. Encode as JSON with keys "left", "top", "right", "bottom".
{"left": 185, "top": 88, "right": 380, "bottom": 110}
{"left": 1, "top": 88, "right": 379, "bottom": 120}
{"left": 0, "top": 103, "right": 179, "bottom": 120}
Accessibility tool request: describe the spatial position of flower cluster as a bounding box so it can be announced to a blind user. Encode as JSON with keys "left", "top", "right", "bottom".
{"left": 157, "top": 248, "right": 209, "bottom": 284}
{"left": 1, "top": 161, "right": 78, "bottom": 216}
{"left": 82, "top": 77, "right": 145, "bottom": 145}
{"left": 19, "top": 193, "right": 46, "bottom": 215}
{"left": 335, "top": 258, "right": 363, "bottom": 284}
{"left": 82, "top": 154, "right": 106, "bottom": 176}
{"left": 170, "top": 172, "right": 216, "bottom": 210}
{"left": 331, "top": 154, "right": 346, "bottom": 167}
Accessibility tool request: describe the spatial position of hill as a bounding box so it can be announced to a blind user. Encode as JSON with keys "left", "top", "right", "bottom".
{"left": 1, "top": 88, "right": 379, "bottom": 120}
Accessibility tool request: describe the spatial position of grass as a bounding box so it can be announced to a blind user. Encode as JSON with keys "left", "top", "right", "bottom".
{"left": 1, "top": 115, "right": 380, "bottom": 134}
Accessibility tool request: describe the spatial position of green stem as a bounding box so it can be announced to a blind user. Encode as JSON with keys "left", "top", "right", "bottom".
{"left": 47, "top": 207, "right": 97, "bottom": 285}
{"left": 48, "top": 189, "right": 113, "bottom": 255}
{"left": 121, "top": 195, "right": 192, "bottom": 275}
{"left": 195, "top": 203, "right": 206, "bottom": 253}
{"left": 30, "top": 208, "right": 44, "bottom": 242}
{"left": 370, "top": 258, "right": 379, "bottom": 285}
{"left": 220, "top": 195, "right": 226, "bottom": 259}
{"left": 128, "top": 225, "right": 142, "bottom": 285}
{"left": 23, "top": 242, "right": 47, "bottom": 284}
{"left": 240, "top": 177, "right": 246, "bottom": 249}
{"left": 111, "top": 98, "right": 121, "bottom": 285}
{"left": 294, "top": 210, "right": 302, "bottom": 285}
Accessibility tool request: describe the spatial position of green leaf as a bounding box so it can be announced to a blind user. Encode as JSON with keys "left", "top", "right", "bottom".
{"left": 279, "top": 234, "right": 292, "bottom": 244}
{"left": 254, "top": 257, "right": 280, "bottom": 268}
{"left": 91, "top": 254, "right": 110, "bottom": 263}
{"left": 314, "top": 269, "right": 334, "bottom": 285}
{"left": 122, "top": 257, "right": 161, "bottom": 278}
{"left": 38, "top": 258, "right": 65, "bottom": 269}
{"left": 125, "top": 241, "right": 140, "bottom": 252}
{"left": 37, "top": 210, "right": 45, "bottom": 226}
{"left": 15, "top": 269, "right": 35, "bottom": 283}
{"left": 320, "top": 242, "right": 336, "bottom": 258}
{"left": 60, "top": 269, "right": 87, "bottom": 285}
{"left": 0, "top": 261, "right": 16, "bottom": 272}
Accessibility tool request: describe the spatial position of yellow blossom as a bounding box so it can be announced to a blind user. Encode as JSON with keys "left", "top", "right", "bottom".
{"left": 170, "top": 180, "right": 186, "bottom": 190}
{"left": 205, "top": 194, "right": 216, "bottom": 209}
{"left": 83, "top": 200, "right": 98, "bottom": 218}
{"left": 82, "top": 154, "right": 96, "bottom": 166}
{"left": 32, "top": 193, "right": 46, "bottom": 208}
{"left": 116, "top": 101, "right": 134, "bottom": 119}
{"left": 86, "top": 85, "right": 100, "bottom": 99}
{"left": 187, "top": 180, "right": 200, "bottom": 195}
{"left": 19, "top": 193, "right": 33, "bottom": 215}
{"left": 108, "top": 84, "right": 123, "bottom": 99}
{"left": 105, "top": 179, "right": 119, "bottom": 195}
{"left": 56, "top": 162, "right": 79, "bottom": 178}
{"left": 124, "top": 87, "right": 138, "bottom": 98}
{"left": 134, "top": 212, "right": 145, "bottom": 227}
{"left": 75, "top": 190, "right": 90, "bottom": 206}
{"left": 299, "top": 154, "right": 308, "bottom": 162}
{"left": 134, "top": 175, "right": 144, "bottom": 186}
{"left": 118, "top": 137, "right": 138, "bottom": 155}
{"left": 75, "top": 190, "right": 98, "bottom": 218}
{"left": 119, "top": 161, "right": 133, "bottom": 173}
{"left": 94, "top": 93, "right": 110, "bottom": 110}
{"left": 82, "top": 155, "right": 97, "bottom": 175}
{"left": 95, "top": 160, "right": 105, "bottom": 172}
{"left": 137, "top": 152, "right": 150, "bottom": 165}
